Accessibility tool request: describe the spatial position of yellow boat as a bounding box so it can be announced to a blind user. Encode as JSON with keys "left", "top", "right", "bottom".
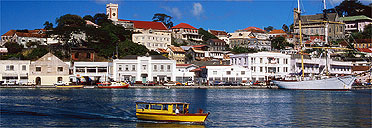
{"left": 135, "top": 101, "right": 209, "bottom": 123}
{"left": 55, "top": 85, "right": 84, "bottom": 89}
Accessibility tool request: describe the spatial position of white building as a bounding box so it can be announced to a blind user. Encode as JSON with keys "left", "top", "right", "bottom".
{"left": 71, "top": 62, "right": 113, "bottom": 83}
{"left": 206, "top": 65, "right": 251, "bottom": 83}
{"left": 175, "top": 64, "right": 198, "bottom": 83}
{"left": 0, "top": 60, "right": 30, "bottom": 85}
{"left": 113, "top": 55, "right": 176, "bottom": 83}
{"left": 208, "top": 30, "right": 229, "bottom": 44}
{"left": 171, "top": 23, "right": 202, "bottom": 41}
{"left": 230, "top": 52, "right": 291, "bottom": 81}
{"left": 132, "top": 29, "right": 172, "bottom": 51}
{"left": 339, "top": 15, "right": 372, "bottom": 34}
{"left": 1, "top": 29, "right": 59, "bottom": 47}
{"left": 291, "top": 57, "right": 353, "bottom": 76}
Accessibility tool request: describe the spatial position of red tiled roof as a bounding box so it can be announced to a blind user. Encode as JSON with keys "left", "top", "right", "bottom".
{"left": 310, "top": 36, "right": 324, "bottom": 41}
{"left": 357, "top": 48, "right": 372, "bottom": 53}
{"left": 243, "top": 27, "right": 266, "bottom": 33}
{"left": 2, "top": 30, "right": 16, "bottom": 36}
{"left": 157, "top": 48, "right": 168, "bottom": 53}
{"left": 118, "top": 19, "right": 168, "bottom": 30}
{"left": 269, "top": 29, "right": 286, "bottom": 34}
{"left": 352, "top": 66, "right": 371, "bottom": 71}
{"left": 171, "top": 23, "right": 197, "bottom": 29}
{"left": 209, "top": 39, "right": 225, "bottom": 43}
{"left": 169, "top": 46, "right": 185, "bottom": 53}
{"left": 191, "top": 45, "right": 208, "bottom": 48}
{"left": 190, "top": 66, "right": 206, "bottom": 72}
{"left": 209, "top": 30, "right": 227, "bottom": 36}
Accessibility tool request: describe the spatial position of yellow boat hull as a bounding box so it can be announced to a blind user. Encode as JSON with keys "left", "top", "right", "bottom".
{"left": 136, "top": 112, "right": 209, "bottom": 123}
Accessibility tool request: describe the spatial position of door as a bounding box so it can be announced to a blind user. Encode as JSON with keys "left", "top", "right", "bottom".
{"left": 142, "top": 77, "right": 146, "bottom": 83}
{"left": 36, "top": 77, "right": 41, "bottom": 85}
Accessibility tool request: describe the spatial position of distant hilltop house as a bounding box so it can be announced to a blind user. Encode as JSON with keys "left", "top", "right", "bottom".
{"left": 0, "top": 29, "right": 59, "bottom": 47}
{"left": 208, "top": 30, "right": 229, "bottom": 44}
{"left": 293, "top": 8, "right": 344, "bottom": 41}
{"left": 171, "top": 23, "right": 203, "bottom": 42}
{"left": 106, "top": 3, "right": 171, "bottom": 51}
{"left": 229, "top": 26, "right": 271, "bottom": 51}
{"left": 339, "top": 15, "right": 372, "bottom": 34}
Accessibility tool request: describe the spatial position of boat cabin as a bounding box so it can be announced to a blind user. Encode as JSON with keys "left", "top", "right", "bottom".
{"left": 136, "top": 101, "right": 190, "bottom": 114}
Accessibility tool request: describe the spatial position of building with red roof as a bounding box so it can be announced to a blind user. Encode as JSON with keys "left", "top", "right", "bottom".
{"left": 167, "top": 46, "right": 186, "bottom": 64}
{"left": 1, "top": 29, "right": 60, "bottom": 47}
{"left": 239, "top": 26, "right": 266, "bottom": 33}
{"left": 171, "top": 23, "right": 202, "bottom": 41}
{"left": 268, "top": 29, "right": 287, "bottom": 38}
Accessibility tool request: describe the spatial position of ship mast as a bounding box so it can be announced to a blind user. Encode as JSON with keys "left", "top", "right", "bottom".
{"left": 297, "top": 0, "right": 305, "bottom": 78}
{"left": 323, "top": 0, "right": 330, "bottom": 76}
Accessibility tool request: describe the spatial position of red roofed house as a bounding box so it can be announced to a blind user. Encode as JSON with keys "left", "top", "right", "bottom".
{"left": 208, "top": 30, "right": 229, "bottom": 43}
{"left": 268, "top": 29, "right": 287, "bottom": 38}
{"left": 1, "top": 29, "right": 59, "bottom": 47}
{"left": 171, "top": 23, "right": 202, "bottom": 41}
{"left": 106, "top": 3, "right": 171, "bottom": 51}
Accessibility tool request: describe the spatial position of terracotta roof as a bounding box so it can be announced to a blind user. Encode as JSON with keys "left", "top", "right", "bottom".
{"left": 269, "top": 29, "right": 286, "bottom": 34}
{"left": 357, "top": 48, "right": 372, "bottom": 53}
{"left": 2, "top": 30, "right": 16, "bottom": 36}
{"left": 310, "top": 36, "right": 324, "bottom": 41}
{"left": 242, "top": 27, "right": 266, "bottom": 33}
{"left": 209, "top": 30, "right": 228, "bottom": 36}
{"left": 118, "top": 19, "right": 168, "bottom": 30}
{"left": 157, "top": 48, "right": 168, "bottom": 53}
{"left": 169, "top": 46, "right": 185, "bottom": 53}
{"left": 191, "top": 45, "right": 208, "bottom": 48}
{"left": 352, "top": 66, "right": 371, "bottom": 71}
{"left": 171, "top": 23, "right": 197, "bottom": 29}
{"left": 190, "top": 66, "right": 206, "bottom": 72}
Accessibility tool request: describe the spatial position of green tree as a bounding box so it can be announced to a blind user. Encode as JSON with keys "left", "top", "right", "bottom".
{"left": 26, "top": 41, "right": 41, "bottom": 48}
{"left": 282, "top": 24, "right": 289, "bottom": 33}
{"left": 4, "top": 42, "right": 23, "bottom": 54}
{"left": 271, "top": 36, "right": 290, "bottom": 50}
{"left": 118, "top": 40, "right": 149, "bottom": 58}
{"left": 264, "top": 26, "right": 274, "bottom": 32}
{"left": 43, "top": 21, "right": 53, "bottom": 30}
{"left": 93, "top": 13, "right": 111, "bottom": 26}
{"left": 152, "top": 13, "right": 174, "bottom": 29}
{"left": 335, "top": 0, "right": 372, "bottom": 18}
{"left": 25, "top": 47, "right": 49, "bottom": 60}
{"left": 83, "top": 15, "right": 94, "bottom": 22}
{"left": 231, "top": 46, "right": 257, "bottom": 54}
{"left": 198, "top": 28, "right": 218, "bottom": 41}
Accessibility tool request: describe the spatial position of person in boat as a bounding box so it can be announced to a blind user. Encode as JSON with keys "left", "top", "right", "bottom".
{"left": 175, "top": 106, "right": 180, "bottom": 114}
{"left": 184, "top": 105, "right": 189, "bottom": 113}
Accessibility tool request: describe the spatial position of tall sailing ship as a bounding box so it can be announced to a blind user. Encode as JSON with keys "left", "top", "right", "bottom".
{"left": 272, "top": 0, "right": 356, "bottom": 90}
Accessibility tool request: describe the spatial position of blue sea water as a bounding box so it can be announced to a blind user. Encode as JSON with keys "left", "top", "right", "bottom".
{"left": 0, "top": 88, "right": 371, "bottom": 127}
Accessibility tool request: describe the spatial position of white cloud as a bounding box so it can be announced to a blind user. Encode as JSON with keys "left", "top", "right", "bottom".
{"left": 192, "top": 3, "right": 203, "bottom": 17}
{"left": 163, "top": 7, "right": 182, "bottom": 19}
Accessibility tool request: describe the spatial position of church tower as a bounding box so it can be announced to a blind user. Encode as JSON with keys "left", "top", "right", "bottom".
{"left": 106, "top": 3, "right": 118, "bottom": 21}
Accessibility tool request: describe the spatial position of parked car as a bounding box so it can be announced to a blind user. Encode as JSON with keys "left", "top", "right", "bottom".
{"left": 232, "top": 81, "right": 241, "bottom": 86}
{"left": 241, "top": 82, "right": 252, "bottom": 86}
{"left": 186, "top": 81, "right": 194, "bottom": 86}
{"left": 54, "top": 81, "right": 66, "bottom": 86}
{"left": 164, "top": 81, "right": 182, "bottom": 86}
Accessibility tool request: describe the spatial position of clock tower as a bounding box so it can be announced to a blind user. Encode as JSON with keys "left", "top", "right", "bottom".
{"left": 106, "top": 3, "right": 118, "bottom": 21}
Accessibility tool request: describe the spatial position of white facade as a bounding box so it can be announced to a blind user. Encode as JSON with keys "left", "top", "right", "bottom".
{"left": 113, "top": 56, "right": 176, "bottom": 83}
{"left": 175, "top": 64, "right": 198, "bottom": 83}
{"left": 291, "top": 58, "right": 352, "bottom": 76}
{"left": 230, "top": 52, "right": 291, "bottom": 81}
{"left": 206, "top": 65, "right": 251, "bottom": 82}
{"left": 132, "top": 29, "right": 171, "bottom": 51}
{"left": 106, "top": 3, "right": 118, "bottom": 21}
{"left": 72, "top": 62, "right": 112, "bottom": 82}
{"left": 172, "top": 28, "right": 202, "bottom": 41}
{"left": 0, "top": 60, "right": 30, "bottom": 85}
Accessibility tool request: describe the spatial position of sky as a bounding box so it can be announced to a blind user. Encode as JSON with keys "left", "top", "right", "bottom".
{"left": 1, "top": 0, "right": 371, "bottom": 34}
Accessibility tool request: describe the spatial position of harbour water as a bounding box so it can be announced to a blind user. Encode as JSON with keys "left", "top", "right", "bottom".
{"left": 1, "top": 88, "right": 371, "bottom": 127}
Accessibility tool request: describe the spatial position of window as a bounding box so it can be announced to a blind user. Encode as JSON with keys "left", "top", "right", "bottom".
{"left": 150, "top": 104, "right": 162, "bottom": 110}
{"left": 125, "top": 65, "right": 129, "bottom": 71}
{"left": 36, "top": 67, "right": 41, "bottom": 72}
{"left": 132, "top": 65, "right": 136, "bottom": 71}
{"left": 167, "top": 65, "right": 171, "bottom": 71}
{"left": 22, "top": 65, "right": 26, "bottom": 71}
{"left": 143, "top": 65, "right": 147, "bottom": 70}
{"left": 260, "top": 58, "right": 263, "bottom": 63}
{"left": 57, "top": 67, "right": 63, "bottom": 72}
{"left": 260, "top": 67, "right": 263, "bottom": 72}
{"left": 6, "top": 65, "right": 14, "bottom": 71}
{"left": 213, "top": 71, "right": 217, "bottom": 75}
{"left": 154, "top": 65, "right": 157, "bottom": 70}
{"left": 226, "top": 71, "right": 231, "bottom": 75}
{"left": 75, "top": 52, "right": 79, "bottom": 59}
{"left": 160, "top": 65, "right": 164, "bottom": 70}
{"left": 57, "top": 77, "right": 62, "bottom": 82}
{"left": 118, "top": 65, "right": 122, "bottom": 71}
{"left": 241, "top": 71, "right": 245, "bottom": 75}
{"left": 86, "top": 53, "right": 91, "bottom": 59}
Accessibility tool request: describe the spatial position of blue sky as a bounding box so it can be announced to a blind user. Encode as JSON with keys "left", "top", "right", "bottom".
{"left": 1, "top": 0, "right": 371, "bottom": 34}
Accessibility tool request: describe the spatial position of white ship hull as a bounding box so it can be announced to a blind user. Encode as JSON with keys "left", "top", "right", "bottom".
{"left": 273, "top": 76, "right": 356, "bottom": 90}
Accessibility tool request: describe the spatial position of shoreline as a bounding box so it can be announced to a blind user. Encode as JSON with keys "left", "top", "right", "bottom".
{"left": 0, "top": 85, "right": 371, "bottom": 90}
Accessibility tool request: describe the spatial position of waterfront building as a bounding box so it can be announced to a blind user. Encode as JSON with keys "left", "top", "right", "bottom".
{"left": 167, "top": 46, "right": 186, "bottom": 64}
{"left": 113, "top": 55, "right": 176, "bottom": 83}
{"left": 208, "top": 30, "right": 229, "bottom": 44}
{"left": 293, "top": 9, "right": 344, "bottom": 40}
{"left": 230, "top": 52, "right": 291, "bottom": 81}
{"left": 175, "top": 64, "right": 198, "bottom": 83}
{"left": 28, "top": 53, "right": 69, "bottom": 85}
{"left": 339, "top": 15, "right": 372, "bottom": 34}
{"left": 0, "top": 60, "right": 30, "bottom": 85}
{"left": 171, "top": 23, "right": 203, "bottom": 41}
{"left": 206, "top": 65, "right": 251, "bottom": 84}
{"left": 1, "top": 29, "right": 59, "bottom": 47}
{"left": 291, "top": 55, "right": 352, "bottom": 77}
{"left": 71, "top": 62, "right": 113, "bottom": 83}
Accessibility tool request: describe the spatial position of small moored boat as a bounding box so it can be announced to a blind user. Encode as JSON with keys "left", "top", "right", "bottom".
{"left": 56, "top": 85, "right": 84, "bottom": 89}
{"left": 135, "top": 101, "right": 209, "bottom": 123}
{"left": 97, "top": 82, "right": 129, "bottom": 89}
